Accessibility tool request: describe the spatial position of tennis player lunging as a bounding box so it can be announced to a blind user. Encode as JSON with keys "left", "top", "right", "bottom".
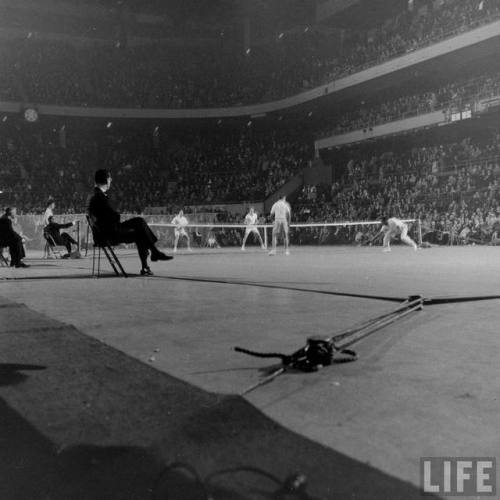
{"left": 171, "top": 210, "right": 191, "bottom": 252}
{"left": 269, "top": 194, "right": 291, "bottom": 256}
{"left": 378, "top": 216, "right": 418, "bottom": 252}
{"left": 241, "top": 207, "right": 265, "bottom": 251}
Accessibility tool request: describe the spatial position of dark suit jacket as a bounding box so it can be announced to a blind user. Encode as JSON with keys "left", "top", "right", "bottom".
{"left": 44, "top": 221, "right": 72, "bottom": 240}
{"left": 0, "top": 214, "right": 19, "bottom": 244}
{"left": 88, "top": 187, "right": 120, "bottom": 234}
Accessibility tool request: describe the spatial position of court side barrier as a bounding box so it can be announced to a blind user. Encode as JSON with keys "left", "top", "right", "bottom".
{"left": 13, "top": 213, "right": 219, "bottom": 252}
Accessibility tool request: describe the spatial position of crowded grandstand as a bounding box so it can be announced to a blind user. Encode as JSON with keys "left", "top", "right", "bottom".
{"left": 1, "top": 0, "right": 500, "bottom": 498}
{"left": 1, "top": 0, "right": 500, "bottom": 249}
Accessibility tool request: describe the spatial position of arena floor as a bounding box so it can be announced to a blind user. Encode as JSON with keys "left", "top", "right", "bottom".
{"left": 1, "top": 245, "right": 499, "bottom": 499}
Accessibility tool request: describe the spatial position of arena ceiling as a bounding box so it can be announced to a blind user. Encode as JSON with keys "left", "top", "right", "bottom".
{"left": 51, "top": 0, "right": 316, "bottom": 23}
{"left": 1, "top": 0, "right": 431, "bottom": 45}
{"left": 2, "top": 0, "right": 421, "bottom": 39}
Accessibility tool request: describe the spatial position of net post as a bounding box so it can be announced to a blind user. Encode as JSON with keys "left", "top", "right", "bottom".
{"left": 417, "top": 218, "right": 422, "bottom": 246}
{"left": 264, "top": 225, "right": 268, "bottom": 249}
{"left": 76, "top": 220, "right": 80, "bottom": 253}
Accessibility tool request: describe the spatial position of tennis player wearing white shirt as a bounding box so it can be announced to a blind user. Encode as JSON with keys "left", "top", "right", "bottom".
{"left": 269, "top": 194, "right": 291, "bottom": 256}
{"left": 241, "top": 207, "right": 265, "bottom": 250}
{"left": 378, "top": 216, "right": 418, "bottom": 252}
{"left": 171, "top": 210, "right": 191, "bottom": 252}
{"left": 43, "top": 200, "right": 55, "bottom": 226}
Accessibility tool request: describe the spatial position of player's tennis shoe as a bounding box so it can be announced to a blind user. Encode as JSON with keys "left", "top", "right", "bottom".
{"left": 268, "top": 249, "right": 276, "bottom": 256}
{"left": 382, "top": 247, "right": 391, "bottom": 253}
{"left": 285, "top": 250, "right": 290, "bottom": 256}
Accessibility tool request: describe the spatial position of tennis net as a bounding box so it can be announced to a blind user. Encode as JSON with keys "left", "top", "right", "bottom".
{"left": 148, "top": 219, "right": 421, "bottom": 249}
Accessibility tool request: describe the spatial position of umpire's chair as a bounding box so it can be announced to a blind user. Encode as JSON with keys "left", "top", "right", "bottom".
{"left": 86, "top": 215, "right": 127, "bottom": 277}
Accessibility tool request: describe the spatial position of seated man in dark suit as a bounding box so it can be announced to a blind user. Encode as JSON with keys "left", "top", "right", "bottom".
{"left": 88, "top": 169, "right": 172, "bottom": 275}
{"left": 44, "top": 216, "right": 77, "bottom": 258}
{"left": 0, "top": 207, "right": 29, "bottom": 268}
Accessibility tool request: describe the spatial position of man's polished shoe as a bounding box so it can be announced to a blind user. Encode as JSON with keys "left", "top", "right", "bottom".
{"left": 15, "top": 262, "right": 30, "bottom": 268}
{"left": 151, "top": 251, "right": 173, "bottom": 262}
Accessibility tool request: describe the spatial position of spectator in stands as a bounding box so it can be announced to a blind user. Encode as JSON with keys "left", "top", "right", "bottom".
{"left": 294, "top": 130, "right": 500, "bottom": 246}
{"left": 1, "top": 0, "right": 499, "bottom": 108}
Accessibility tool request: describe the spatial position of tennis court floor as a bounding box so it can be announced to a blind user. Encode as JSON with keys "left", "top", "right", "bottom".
{"left": 1, "top": 245, "right": 499, "bottom": 499}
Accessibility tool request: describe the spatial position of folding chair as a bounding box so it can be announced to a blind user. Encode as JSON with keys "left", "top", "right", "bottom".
{"left": 86, "top": 215, "right": 127, "bottom": 278}
{"left": 43, "top": 231, "right": 65, "bottom": 259}
{"left": 0, "top": 247, "right": 9, "bottom": 267}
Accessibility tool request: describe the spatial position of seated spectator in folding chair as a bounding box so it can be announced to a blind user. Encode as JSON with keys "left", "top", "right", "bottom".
{"left": 44, "top": 216, "right": 77, "bottom": 258}
{"left": 0, "top": 207, "right": 29, "bottom": 268}
{"left": 88, "top": 169, "right": 173, "bottom": 276}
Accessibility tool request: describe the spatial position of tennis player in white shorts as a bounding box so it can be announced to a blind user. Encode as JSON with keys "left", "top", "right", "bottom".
{"left": 379, "top": 216, "right": 418, "bottom": 252}
{"left": 269, "top": 194, "right": 291, "bottom": 256}
{"left": 241, "top": 207, "right": 265, "bottom": 250}
{"left": 171, "top": 210, "right": 191, "bottom": 252}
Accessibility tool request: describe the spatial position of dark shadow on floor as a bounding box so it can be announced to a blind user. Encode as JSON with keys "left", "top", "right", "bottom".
{"left": 157, "top": 274, "right": 405, "bottom": 302}
{"left": 0, "top": 400, "right": 161, "bottom": 500}
{"left": 0, "top": 298, "right": 442, "bottom": 500}
{"left": 0, "top": 363, "right": 46, "bottom": 387}
{"left": 0, "top": 400, "right": 322, "bottom": 500}
{"left": 0, "top": 274, "right": 131, "bottom": 282}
